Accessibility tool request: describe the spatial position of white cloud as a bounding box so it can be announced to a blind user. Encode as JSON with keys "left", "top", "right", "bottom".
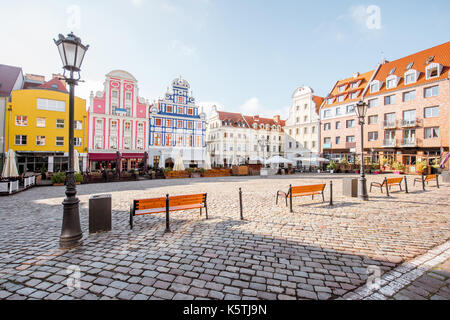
{"left": 130, "top": 0, "right": 144, "bottom": 7}
{"left": 170, "top": 40, "right": 197, "bottom": 56}
{"left": 237, "top": 98, "right": 289, "bottom": 119}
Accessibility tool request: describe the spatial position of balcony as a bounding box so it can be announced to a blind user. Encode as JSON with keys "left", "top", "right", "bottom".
{"left": 383, "top": 120, "right": 397, "bottom": 129}
{"left": 345, "top": 142, "right": 356, "bottom": 149}
{"left": 382, "top": 139, "right": 397, "bottom": 148}
{"left": 323, "top": 143, "right": 332, "bottom": 149}
{"left": 401, "top": 138, "right": 418, "bottom": 147}
{"left": 401, "top": 119, "right": 418, "bottom": 128}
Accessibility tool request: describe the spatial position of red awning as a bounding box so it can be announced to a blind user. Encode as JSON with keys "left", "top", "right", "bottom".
{"left": 121, "top": 153, "right": 145, "bottom": 159}
{"left": 88, "top": 153, "right": 117, "bottom": 161}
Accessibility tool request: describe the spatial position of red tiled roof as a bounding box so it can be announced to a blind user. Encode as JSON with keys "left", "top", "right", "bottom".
{"left": 322, "top": 70, "right": 375, "bottom": 109}
{"left": 37, "top": 78, "right": 68, "bottom": 93}
{"left": 0, "top": 64, "right": 22, "bottom": 96}
{"left": 312, "top": 95, "right": 324, "bottom": 114}
{"left": 217, "top": 111, "right": 285, "bottom": 130}
{"left": 365, "top": 41, "right": 450, "bottom": 97}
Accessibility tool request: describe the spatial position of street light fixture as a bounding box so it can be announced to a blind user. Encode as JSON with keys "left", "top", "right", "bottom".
{"left": 54, "top": 32, "right": 89, "bottom": 248}
{"left": 355, "top": 100, "right": 368, "bottom": 201}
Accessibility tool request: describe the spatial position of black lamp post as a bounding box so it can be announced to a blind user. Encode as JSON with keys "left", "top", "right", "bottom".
{"left": 356, "top": 100, "right": 368, "bottom": 201}
{"left": 54, "top": 32, "right": 89, "bottom": 248}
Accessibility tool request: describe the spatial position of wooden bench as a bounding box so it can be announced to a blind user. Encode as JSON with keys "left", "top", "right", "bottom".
{"left": 277, "top": 184, "right": 326, "bottom": 213}
{"left": 370, "top": 177, "right": 404, "bottom": 195}
{"left": 414, "top": 174, "right": 439, "bottom": 190}
{"left": 130, "top": 193, "right": 207, "bottom": 231}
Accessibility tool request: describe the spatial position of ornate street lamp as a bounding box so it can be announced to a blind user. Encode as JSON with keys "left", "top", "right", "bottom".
{"left": 355, "top": 100, "right": 369, "bottom": 201}
{"left": 54, "top": 32, "right": 89, "bottom": 248}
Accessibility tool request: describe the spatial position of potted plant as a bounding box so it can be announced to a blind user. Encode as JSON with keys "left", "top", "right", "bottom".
{"left": 371, "top": 163, "right": 380, "bottom": 174}
{"left": 51, "top": 172, "right": 66, "bottom": 186}
{"left": 327, "top": 160, "right": 336, "bottom": 173}
{"left": 392, "top": 161, "right": 405, "bottom": 174}
{"left": 75, "top": 172, "right": 83, "bottom": 184}
{"left": 417, "top": 160, "right": 428, "bottom": 174}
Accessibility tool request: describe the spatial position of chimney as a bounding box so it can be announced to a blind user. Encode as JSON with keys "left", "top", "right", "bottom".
{"left": 273, "top": 115, "right": 280, "bottom": 123}
{"left": 353, "top": 72, "right": 360, "bottom": 78}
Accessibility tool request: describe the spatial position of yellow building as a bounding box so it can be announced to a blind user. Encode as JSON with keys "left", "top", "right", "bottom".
{"left": 4, "top": 78, "right": 88, "bottom": 173}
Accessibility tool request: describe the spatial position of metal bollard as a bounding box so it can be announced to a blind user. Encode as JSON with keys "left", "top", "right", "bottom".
{"left": 436, "top": 174, "right": 440, "bottom": 189}
{"left": 239, "top": 188, "right": 244, "bottom": 220}
{"left": 421, "top": 173, "right": 426, "bottom": 191}
{"left": 385, "top": 177, "right": 390, "bottom": 197}
{"left": 289, "top": 184, "right": 293, "bottom": 213}
{"left": 165, "top": 194, "right": 171, "bottom": 233}
{"left": 329, "top": 181, "right": 333, "bottom": 206}
{"left": 404, "top": 176, "right": 408, "bottom": 194}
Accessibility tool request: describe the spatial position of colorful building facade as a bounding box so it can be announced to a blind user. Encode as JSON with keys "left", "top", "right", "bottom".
{"left": 4, "top": 77, "right": 88, "bottom": 173}
{"left": 363, "top": 41, "right": 450, "bottom": 173}
{"left": 284, "top": 86, "right": 323, "bottom": 168}
{"left": 148, "top": 77, "right": 206, "bottom": 168}
{"left": 320, "top": 70, "right": 377, "bottom": 162}
{"left": 88, "top": 70, "right": 149, "bottom": 171}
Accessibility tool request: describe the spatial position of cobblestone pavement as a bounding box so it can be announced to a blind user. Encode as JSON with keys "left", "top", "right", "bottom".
{"left": 0, "top": 173, "right": 449, "bottom": 300}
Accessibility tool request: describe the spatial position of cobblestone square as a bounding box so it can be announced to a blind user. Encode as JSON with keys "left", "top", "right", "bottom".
{"left": 0, "top": 173, "right": 449, "bottom": 300}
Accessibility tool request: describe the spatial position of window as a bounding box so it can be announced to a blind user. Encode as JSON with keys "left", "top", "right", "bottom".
{"left": 336, "top": 121, "right": 341, "bottom": 129}
{"left": 346, "top": 119, "right": 355, "bottom": 128}
{"left": 296, "top": 117, "right": 300, "bottom": 123}
{"left": 346, "top": 136, "right": 355, "bottom": 143}
{"left": 335, "top": 136, "right": 340, "bottom": 144}
{"left": 56, "top": 119, "right": 65, "bottom": 129}
{"left": 111, "top": 90, "right": 118, "bottom": 99}
{"left": 296, "top": 128, "right": 299, "bottom": 135}
{"left": 424, "top": 106, "right": 439, "bottom": 118}
{"left": 166, "top": 105, "right": 173, "bottom": 113}
{"left": 137, "top": 138, "right": 144, "bottom": 150}
{"left": 424, "top": 127, "right": 439, "bottom": 139}
{"left": 188, "top": 108, "right": 193, "bottom": 115}
{"left": 36, "top": 118, "right": 46, "bottom": 128}
{"left": 15, "top": 115, "right": 27, "bottom": 126}
{"left": 156, "top": 118, "right": 162, "bottom": 126}
{"left": 74, "top": 120, "right": 82, "bottom": 130}
{"left": 426, "top": 63, "right": 442, "bottom": 80}
{"left": 368, "top": 98, "right": 378, "bottom": 108}
{"left": 177, "top": 120, "right": 183, "bottom": 128}
{"left": 350, "top": 92, "right": 358, "bottom": 99}
{"left": 384, "top": 95, "right": 396, "bottom": 105}
{"left": 368, "top": 115, "right": 378, "bottom": 125}
{"left": 74, "top": 137, "right": 82, "bottom": 146}
{"left": 403, "top": 90, "right": 416, "bottom": 102}
{"left": 125, "top": 92, "right": 132, "bottom": 101}
{"left": 167, "top": 119, "right": 173, "bottom": 127}
{"left": 370, "top": 81, "right": 379, "bottom": 93}
{"left": 324, "top": 137, "right": 331, "bottom": 144}
{"left": 165, "top": 134, "right": 172, "bottom": 146}
{"left": 337, "top": 95, "right": 344, "bottom": 103}
{"left": 94, "top": 136, "right": 103, "bottom": 149}
{"left": 37, "top": 98, "right": 65, "bottom": 112}
{"left": 188, "top": 121, "right": 193, "bottom": 129}
{"left": 36, "top": 135, "right": 45, "bottom": 146}
{"left": 346, "top": 105, "right": 355, "bottom": 114}
{"left": 338, "top": 85, "right": 346, "bottom": 93}
{"left": 124, "top": 122, "right": 131, "bottom": 133}
{"left": 312, "top": 141, "right": 316, "bottom": 148}
{"left": 178, "top": 107, "right": 183, "bottom": 114}
{"left": 154, "top": 133, "right": 161, "bottom": 146}
{"left": 323, "top": 109, "right": 332, "bottom": 118}
{"left": 304, "top": 127, "right": 308, "bottom": 134}
{"left": 424, "top": 85, "right": 439, "bottom": 98}
{"left": 386, "top": 76, "right": 398, "bottom": 89}
{"left": 56, "top": 136, "right": 64, "bottom": 146}
{"left": 404, "top": 70, "right": 418, "bottom": 85}
{"left": 351, "top": 81, "right": 359, "bottom": 88}
{"left": 324, "top": 123, "right": 331, "bottom": 131}
{"left": 15, "top": 135, "right": 27, "bottom": 145}
{"left": 304, "top": 115, "right": 308, "bottom": 122}
{"left": 124, "top": 137, "right": 131, "bottom": 150}
{"left": 368, "top": 132, "right": 378, "bottom": 141}
{"left": 110, "top": 136, "right": 118, "bottom": 149}
{"left": 177, "top": 135, "right": 183, "bottom": 146}
{"left": 95, "top": 119, "right": 103, "bottom": 130}
{"left": 335, "top": 107, "right": 341, "bottom": 116}
{"left": 312, "top": 126, "right": 315, "bottom": 133}
{"left": 137, "top": 122, "right": 144, "bottom": 134}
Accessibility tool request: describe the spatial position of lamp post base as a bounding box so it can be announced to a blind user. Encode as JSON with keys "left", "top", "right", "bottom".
{"left": 60, "top": 196, "right": 83, "bottom": 249}
{"left": 357, "top": 176, "right": 369, "bottom": 201}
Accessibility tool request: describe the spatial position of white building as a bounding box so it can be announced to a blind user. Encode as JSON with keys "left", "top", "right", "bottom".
{"left": 206, "top": 105, "right": 285, "bottom": 166}
{"left": 284, "top": 86, "right": 323, "bottom": 168}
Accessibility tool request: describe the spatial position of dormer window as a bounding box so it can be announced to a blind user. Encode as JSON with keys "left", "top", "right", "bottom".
{"left": 350, "top": 80, "right": 361, "bottom": 88}
{"left": 338, "top": 84, "right": 347, "bottom": 93}
{"left": 404, "top": 69, "right": 419, "bottom": 85}
{"left": 349, "top": 91, "right": 359, "bottom": 100}
{"left": 406, "top": 62, "right": 414, "bottom": 70}
{"left": 370, "top": 80, "right": 381, "bottom": 93}
{"left": 337, "top": 95, "right": 345, "bottom": 103}
{"left": 425, "top": 63, "right": 442, "bottom": 80}
{"left": 386, "top": 75, "right": 399, "bottom": 89}
{"left": 327, "top": 97, "right": 335, "bottom": 105}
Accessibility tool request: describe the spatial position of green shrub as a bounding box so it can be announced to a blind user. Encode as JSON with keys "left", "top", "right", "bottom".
{"left": 392, "top": 161, "right": 405, "bottom": 171}
{"left": 75, "top": 172, "right": 83, "bottom": 183}
{"left": 327, "top": 160, "right": 336, "bottom": 170}
{"left": 164, "top": 167, "right": 172, "bottom": 174}
{"left": 186, "top": 168, "right": 195, "bottom": 174}
{"left": 198, "top": 168, "right": 205, "bottom": 174}
{"left": 417, "top": 160, "right": 427, "bottom": 172}
{"left": 51, "top": 172, "right": 66, "bottom": 184}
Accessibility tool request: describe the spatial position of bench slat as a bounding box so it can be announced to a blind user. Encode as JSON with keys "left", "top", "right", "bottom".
{"left": 386, "top": 178, "right": 403, "bottom": 184}
{"left": 292, "top": 191, "right": 322, "bottom": 198}
{"left": 169, "top": 194, "right": 206, "bottom": 201}
{"left": 169, "top": 199, "right": 205, "bottom": 206}
{"left": 292, "top": 184, "right": 325, "bottom": 194}
{"left": 135, "top": 208, "right": 166, "bottom": 215}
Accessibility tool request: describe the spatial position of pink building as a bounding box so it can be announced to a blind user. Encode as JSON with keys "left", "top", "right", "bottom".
{"left": 88, "top": 70, "right": 149, "bottom": 172}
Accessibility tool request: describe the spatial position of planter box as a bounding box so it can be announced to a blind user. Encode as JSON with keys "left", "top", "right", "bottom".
{"left": 165, "top": 171, "right": 190, "bottom": 179}
{"left": 202, "top": 169, "right": 231, "bottom": 177}
{"left": 53, "top": 183, "right": 64, "bottom": 186}
{"left": 394, "top": 171, "right": 403, "bottom": 175}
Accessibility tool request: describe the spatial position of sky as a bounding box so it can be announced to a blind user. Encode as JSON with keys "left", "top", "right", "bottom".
{"left": 1, "top": 0, "right": 449, "bottom": 118}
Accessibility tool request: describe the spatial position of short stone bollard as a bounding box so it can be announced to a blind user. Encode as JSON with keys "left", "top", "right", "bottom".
{"left": 342, "top": 178, "right": 357, "bottom": 197}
